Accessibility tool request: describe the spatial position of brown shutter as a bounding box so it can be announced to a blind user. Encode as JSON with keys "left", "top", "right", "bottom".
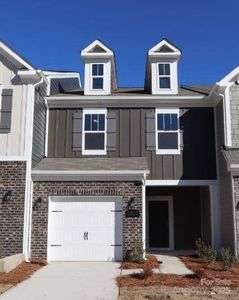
{"left": 107, "top": 112, "right": 117, "bottom": 151}
{"left": 72, "top": 111, "right": 82, "bottom": 151}
{"left": 0, "top": 89, "right": 13, "bottom": 133}
{"left": 146, "top": 111, "right": 155, "bottom": 150}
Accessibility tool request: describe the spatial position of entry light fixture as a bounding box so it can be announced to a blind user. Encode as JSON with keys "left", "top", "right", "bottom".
{"left": 236, "top": 201, "right": 239, "bottom": 211}
{"left": 2, "top": 190, "right": 12, "bottom": 203}
{"left": 33, "top": 197, "right": 42, "bottom": 211}
{"left": 127, "top": 197, "right": 135, "bottom": 209}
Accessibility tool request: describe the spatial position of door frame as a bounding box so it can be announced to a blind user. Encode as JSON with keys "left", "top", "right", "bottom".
{"left": 47, "top": 196, "right": 123, "bottom": 262}
{"left": 146, "top": 196, "right": 174, "bottom": 251}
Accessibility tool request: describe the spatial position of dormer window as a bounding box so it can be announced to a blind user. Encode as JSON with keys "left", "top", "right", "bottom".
{"left": 145, "top": 39, "right": 181, "bottom": 95}
{"left": 158, "top": 63, "right": 171, "bottom": 89}
{"left": 92, "top": 63, "right": 104, "bottom": 90}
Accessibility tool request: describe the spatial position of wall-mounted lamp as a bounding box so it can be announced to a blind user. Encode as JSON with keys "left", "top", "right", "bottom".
{"left": 236, "top": 202, "right": 239, "bottom": 211}
{"left": 33, "top": 197, "right": 42, "bottom": 211}
{"left": 127, "top": 197, "right": 135, "bottom": 210}
{"left": 2, "top": 190, "right": 12, "bottom": 203}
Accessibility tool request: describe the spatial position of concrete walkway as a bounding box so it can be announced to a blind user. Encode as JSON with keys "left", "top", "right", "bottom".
{"left": 0, "top": 262, "right": 120, "bottom": 300}
{"left": 155, "top": 253, "right": 194, "bottom": 275}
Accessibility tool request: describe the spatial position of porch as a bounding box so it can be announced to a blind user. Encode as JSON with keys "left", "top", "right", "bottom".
{"left": 145, "top": 185, "right": 216, "bottom": 251}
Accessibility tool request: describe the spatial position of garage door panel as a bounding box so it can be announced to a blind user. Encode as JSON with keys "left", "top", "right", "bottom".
{"left": 48, "top": 197, "right": 123, "bottom": 261}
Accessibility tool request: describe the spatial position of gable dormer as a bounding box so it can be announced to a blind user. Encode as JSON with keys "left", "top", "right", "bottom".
{"left": 81, "top": 40, "right": 117, "bottom": 95}
{"left": 145, "top": 39, "right": 181, "bottom": 95}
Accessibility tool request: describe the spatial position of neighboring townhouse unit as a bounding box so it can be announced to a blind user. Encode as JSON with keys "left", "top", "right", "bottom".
{"left": 30, "top": 39, "right": 221, "bottom": 262}
{"left": 212, "top": 67, "right": 239, "bottom": 258}
{"left": 0, "top": 40, "right": 81, "bottom": 260}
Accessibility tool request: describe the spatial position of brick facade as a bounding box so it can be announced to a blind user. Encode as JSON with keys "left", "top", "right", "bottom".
{"left": 230, "top": 84, "right": 239, "bottom": 148}
{"left": 31, "top": 181, "right": 142, "bottom": 259}
{"left": 233, "top": 177, "right": 239, "bottom": 257}
{"left": 0, "top": 161, "right": 26, "bottom": 258}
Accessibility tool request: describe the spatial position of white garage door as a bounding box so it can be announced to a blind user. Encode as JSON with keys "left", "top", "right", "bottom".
{"left": 47, "top": 196, "right": 123, "bottom": 261}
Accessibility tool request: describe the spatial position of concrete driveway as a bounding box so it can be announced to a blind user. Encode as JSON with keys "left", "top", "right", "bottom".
{"left": 0, "top": 262, "right": 120, "bottom": 300}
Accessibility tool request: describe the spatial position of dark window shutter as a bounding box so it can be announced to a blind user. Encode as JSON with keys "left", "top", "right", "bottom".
{"left": 146, "top": 111, "right": 155, "bottom": 150}
{"left": 107, "top": 112, "right": 117, "bottom": 151}
{"left": 180, "top": 129, "right": 184, "bottom": 150}
{"left": 72, "top": 111, "right": 82, "bottom": 151}
{"left": 0, "top": 89, "right": 13, "bottom": 133}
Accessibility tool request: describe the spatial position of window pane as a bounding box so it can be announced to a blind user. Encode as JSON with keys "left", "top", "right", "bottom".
{"left": 92, "top": 64, "right": 98, "bottom": 76}
{"left": 171, "top": 114, "right": 178, "bottom": 130}
{"left": 159, "top": 77, "right": 171, "bottom": 89}
{"left": 157, "top": 114, "right": 164, "bottom": 130}
{"left": 85, "top": 114, "right": 91, "bottom": 131}
{"left": 165, "top": 64, "right": 170, "bottom": 75}
{"left": 98, "top": 114, "right": 105, "bottom": 131}
{"left": 158, "top": 64, "right": 165, "bottom": 75}
{"left": 158, "top": 132, "right": 178, "bottom": 149}
{"left": 93, "top": 78, "right": 103, "bottom": 89}
{"left": 98, "top": 64, "right": 104, "bottom": 76}
{"left": 92, "top": 114, "right": 98, "bottom": 131}
{"left": 85, "top": 132, "right": 105, "bottom": 150}
{"left": 164, "top": 114, "right": 171, "bottom": 130}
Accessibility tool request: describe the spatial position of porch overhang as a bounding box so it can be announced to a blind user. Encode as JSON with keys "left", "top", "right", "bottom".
{"left": 32, "top": 157, "right": 149, "bottom": 181}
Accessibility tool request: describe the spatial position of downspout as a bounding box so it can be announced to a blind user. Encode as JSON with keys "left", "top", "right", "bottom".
{"left": 142, "top": 173, "right": 146, "bottom": 258}
{"left": 24, "top": 71, "right": 46, "bottom": 262}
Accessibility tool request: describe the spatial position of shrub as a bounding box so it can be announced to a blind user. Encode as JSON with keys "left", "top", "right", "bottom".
{"left": 195, "top": 238, "right": 207, "bottom": 258}
{"left": 195, "top": 238, "right": 217, "bottom": 262}
{"left": 219, "top": 248, "right": 236, "bottom": 270}
{"left": 133, "top": 267, "right": 153, "bottom": 280}
{"left": 132, "top": 242, "right": 144, "bottom": 263}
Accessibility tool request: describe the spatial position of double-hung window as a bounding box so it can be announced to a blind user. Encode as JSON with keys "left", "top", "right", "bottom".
{"left": 92, "top": 63, "right": 104, "bottom": 90}
{"left": 156, "top": 108, "right": 180, "bottom": 154}
{"left": 158, "top": 63, "right": 171, "bottom": 89}
{"left": 82, "top": 108, "right": 107, "bottom": 155}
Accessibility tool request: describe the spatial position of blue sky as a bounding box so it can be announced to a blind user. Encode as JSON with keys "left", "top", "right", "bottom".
{"left": 1, "top": 0, "right": 239, "bottom": 87}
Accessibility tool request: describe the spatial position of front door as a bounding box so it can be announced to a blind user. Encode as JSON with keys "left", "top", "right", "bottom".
{"left": 148, "top": 197, "right": 174, "bottom": 250}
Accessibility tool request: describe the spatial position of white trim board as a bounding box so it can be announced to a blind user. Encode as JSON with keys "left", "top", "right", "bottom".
{"left": 146, "top": 180, "right": 218, "bottom": 186}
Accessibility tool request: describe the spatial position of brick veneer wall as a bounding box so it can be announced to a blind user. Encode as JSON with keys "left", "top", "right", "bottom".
{"left": 233, "top": 177, "right": 239, "bottom": 257}
{"left": 31, "top": 181, "right": 142, "bottom": 259}
{"left": 0, "top": 161, "right": 26, "bottom": 257}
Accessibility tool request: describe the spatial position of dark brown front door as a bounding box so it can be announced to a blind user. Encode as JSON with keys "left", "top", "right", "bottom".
{"left": 148, "top": 200, "right": 169, "bottom": 248}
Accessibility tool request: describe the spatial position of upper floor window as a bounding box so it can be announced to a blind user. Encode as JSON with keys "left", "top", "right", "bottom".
{"left": 82, "top": 108, "right": 107, "bottom": 155}
{"left": 156, "top": 108, "right": 180, "bottom": 155}
{"left": 92, "top": 64, "right": 104, "bottom": 90}
{"left": 158, "top": 63, "right": 171, "bottom": 89}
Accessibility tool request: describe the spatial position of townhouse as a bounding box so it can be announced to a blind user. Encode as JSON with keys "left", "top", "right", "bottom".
{"left": 1, "top": 38, "right": 239, "bottom": 262}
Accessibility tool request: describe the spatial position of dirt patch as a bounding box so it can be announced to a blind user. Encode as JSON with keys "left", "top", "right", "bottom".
{"left": 121, "top": 254, "right": 160, "bottom": 270}
{"left": 0, "top": 260, "right": 46, "bottom": 285}
{"left": 119, "top": 286, "right": 239, "bottom": 300}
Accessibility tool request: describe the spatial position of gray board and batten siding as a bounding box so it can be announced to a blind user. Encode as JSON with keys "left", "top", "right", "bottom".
{"left": 32, "top": 85, "right": 47, "bottom": 167}
{"left": 47, "top": 107, "right": 217, "bottom": 180}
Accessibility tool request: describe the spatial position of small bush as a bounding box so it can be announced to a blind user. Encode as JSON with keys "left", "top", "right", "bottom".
{"left": 219, "top": 248, "right": 236, "bottom": 270}
{"left": 132, "top": 242, "right": 144, "bottom": 263}
{"left": 195, "top": 238, "right": 216, "bottom": 262}
{"left": 133, "top": 268, "right": 153, "bottom": 280}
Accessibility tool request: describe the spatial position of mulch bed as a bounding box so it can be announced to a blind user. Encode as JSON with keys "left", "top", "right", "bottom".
{"left": 117, "top": 255, "right": 239, "bottom": 289}
{"left": 180, "top": 255, "right": 239, "bottom": 288}
{"left": 121, "top": 254, "right": 160, "bottom": 270}
{"left": 0, "top": 260, "right": 47, "bottom": 285}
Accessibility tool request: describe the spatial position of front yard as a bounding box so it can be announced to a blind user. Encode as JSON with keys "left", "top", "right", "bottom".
{"left": 118, "top": 255, "right": 239, "bottom": 299}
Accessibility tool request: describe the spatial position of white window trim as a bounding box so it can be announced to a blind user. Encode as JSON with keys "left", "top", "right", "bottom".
{"left": 0, "top": 85, "right": 2, "bottom": 125}
{"left": 155, "top": 107, "right": 180, "bottom": 155}
{"left": 82, "top": 108, "right": 107, "bottom": 155}
{"left": 91, "top": 63, "right": 104, "bottom": 91}
{"left": 157, "top": 62, "right": 172, "bottom": 91}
